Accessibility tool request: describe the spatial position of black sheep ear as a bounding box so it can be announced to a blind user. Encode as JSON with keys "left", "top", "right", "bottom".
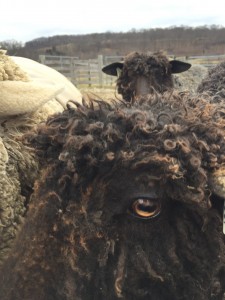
{"left": 102, "top": 62, "right": 124, "bottom": 76}
{"left": 170, "top": 60, "right": 191, "bottom": 73}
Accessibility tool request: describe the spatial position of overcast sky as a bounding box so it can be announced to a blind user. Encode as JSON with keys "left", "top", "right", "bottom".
{"left": 2, "top": 0, "right": 225, "bottom": 43}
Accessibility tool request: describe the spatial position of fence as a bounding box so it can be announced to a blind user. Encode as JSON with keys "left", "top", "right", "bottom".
{"left": 39, "top": 54, "right": 225, "bottom": 87}
{"left": 172, "top": 54, "right": 225, "bottom": 68}
{"left": 39, "top": 54, "right": 123, "bottom": 87}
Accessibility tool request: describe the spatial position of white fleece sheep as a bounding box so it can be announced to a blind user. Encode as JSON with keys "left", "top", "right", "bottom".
{"left": 11, "top": 56, "right": 82, "bottom": 108}
{"left": 0, "top": 50, "right": 83, "bottom": 263}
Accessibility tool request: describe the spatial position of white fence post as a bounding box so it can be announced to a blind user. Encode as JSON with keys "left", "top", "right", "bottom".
{"left": 39, "top": 55, "right": 45, "bottom": 64}
{"left": 98, "top": 55, "right": 104, "bottom": 87}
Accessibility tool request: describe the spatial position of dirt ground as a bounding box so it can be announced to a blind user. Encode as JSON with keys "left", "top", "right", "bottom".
{"left": 80, "top": 86, "right": 121, "bottom": 102}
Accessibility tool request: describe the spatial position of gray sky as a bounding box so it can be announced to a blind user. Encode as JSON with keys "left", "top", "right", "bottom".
{"left": 2, "top": 0, "right": 225, "bottom": 43}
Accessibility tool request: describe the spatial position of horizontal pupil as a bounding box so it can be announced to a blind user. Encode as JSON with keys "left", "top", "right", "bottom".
{"left": 129, "top": 198, "right": 161, "bottom": 219}
{"left": 137, "top": 203, "right": 156, "bottom": 213}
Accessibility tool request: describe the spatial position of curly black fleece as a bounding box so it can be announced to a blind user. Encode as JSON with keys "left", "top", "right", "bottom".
{"left": 0, "top": 92, "right": 225, "bottom": 300}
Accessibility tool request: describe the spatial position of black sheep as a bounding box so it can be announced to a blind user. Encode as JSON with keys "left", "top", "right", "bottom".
{"left": 0, "top": 92, "right": 225, "bottom": 300}
{"left": 102, "top": 51, "right": 191, "bottom": 101}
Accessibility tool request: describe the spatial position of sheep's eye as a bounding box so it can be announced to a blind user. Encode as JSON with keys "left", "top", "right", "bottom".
{"left": 129, "top": 198, "right": 161, "bottom": 219}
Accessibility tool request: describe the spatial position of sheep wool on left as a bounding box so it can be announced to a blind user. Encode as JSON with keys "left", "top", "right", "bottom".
{"left": 0, "top": 50, "right": 80, "bottom": 264}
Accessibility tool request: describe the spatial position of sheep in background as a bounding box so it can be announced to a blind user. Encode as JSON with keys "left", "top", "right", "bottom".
{"left": 0, "top": 50, "right": 82, "bottom": 264}
{"left": 174, "top": 64, "right": 208, "bottom": 94}
{"left": 102, "top": 51, "right": 191, "bottom": 101}
{"left": 197, "top": 61, "right": 225, "bottom": 103}
{"left": 1, "top": 91, "right": 225, "bottom": 300}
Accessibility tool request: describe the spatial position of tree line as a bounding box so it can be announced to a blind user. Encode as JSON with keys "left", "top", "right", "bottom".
{"left": 1, "top": 25, "right": 225, "bottom": 61}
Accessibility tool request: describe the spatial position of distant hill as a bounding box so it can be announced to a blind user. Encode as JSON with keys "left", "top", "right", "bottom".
{"left": 1, "top": 25, "right": 225, "bottom": 61}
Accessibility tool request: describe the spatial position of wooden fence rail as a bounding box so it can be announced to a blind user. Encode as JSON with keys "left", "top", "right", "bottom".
{"left": 39, "top": 54, "right": 123, "bottom": 87}
{"left": 39, "top": 54, "right": 225, "bottom": 87}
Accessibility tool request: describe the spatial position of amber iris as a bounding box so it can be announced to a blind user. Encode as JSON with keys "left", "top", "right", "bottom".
{"left": 131, "top": 198, "right": 161, "bottom": 219}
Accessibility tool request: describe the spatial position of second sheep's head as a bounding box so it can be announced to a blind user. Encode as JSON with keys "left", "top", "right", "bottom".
{"left": 102, "top": 51, "right": 191, "bottom": 101}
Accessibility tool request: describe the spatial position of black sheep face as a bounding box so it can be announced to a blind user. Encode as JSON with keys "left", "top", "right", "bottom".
{"left": 102, "top": 51, "right": 191, "bottom": 102}
{"left": 117, "top": 52, "right": 175, "bottom": 101}
{"left": 69, "top": 168, "right": 225, "bottom": 300}
{"left": 0, "top": 93, "right": 225, "bottom": 300}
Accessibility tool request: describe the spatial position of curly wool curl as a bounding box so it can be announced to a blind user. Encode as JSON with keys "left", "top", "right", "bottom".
{"left": 1, "top": 92, "right": 225, "bottom": 300}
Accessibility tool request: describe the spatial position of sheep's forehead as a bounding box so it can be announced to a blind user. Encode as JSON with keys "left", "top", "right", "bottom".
{"left": 124, "top": 52, "right": 169, "bottom": 67}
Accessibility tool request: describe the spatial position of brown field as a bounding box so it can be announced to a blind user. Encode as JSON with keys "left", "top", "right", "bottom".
{"left": 80, "top": 87, "right": 122, "bottom": 102}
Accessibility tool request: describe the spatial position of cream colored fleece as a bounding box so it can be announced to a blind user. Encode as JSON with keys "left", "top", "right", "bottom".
{"left": 0, "top": 49, "right": 29, "bottom": 81}
{"left": 0, "top": 51, "right": 71, "bottom": 264}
